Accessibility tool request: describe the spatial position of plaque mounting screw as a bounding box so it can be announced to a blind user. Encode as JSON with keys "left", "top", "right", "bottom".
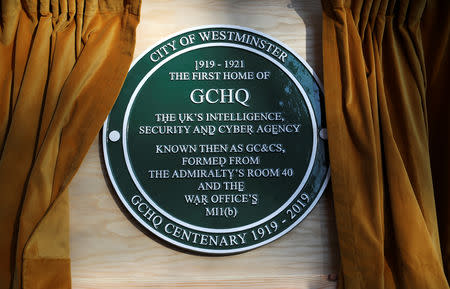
{"left": 109, "top": 130, "right": 121, "bottom": 142}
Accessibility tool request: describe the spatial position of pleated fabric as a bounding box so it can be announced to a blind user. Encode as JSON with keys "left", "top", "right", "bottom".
{"left": 0, "top": 1, "right": 141, "bottom": 288}
{"left": 322, "top": 0, "right": 449, "bottom": 288}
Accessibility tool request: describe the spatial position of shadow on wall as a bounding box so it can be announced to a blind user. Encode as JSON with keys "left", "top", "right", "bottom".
{"left": 289, "top": 0, "right": 324, "bottom": 79}
{"left": 289, "top": 0, "right": 339, "bottom": 278}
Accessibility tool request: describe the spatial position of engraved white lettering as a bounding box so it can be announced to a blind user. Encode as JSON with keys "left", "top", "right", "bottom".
{"left": 164, "top": 222, "right": 247, "bottom": 247}
{"left": 189, "top": 88, "right": 250, "bottom": 107}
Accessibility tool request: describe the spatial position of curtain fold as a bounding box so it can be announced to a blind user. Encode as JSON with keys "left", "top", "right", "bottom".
{"left": 0, "top": 1, "right": 141, "bottom": 288}
{"left": 322, "top": 0, "right": 449, "bottom": 288}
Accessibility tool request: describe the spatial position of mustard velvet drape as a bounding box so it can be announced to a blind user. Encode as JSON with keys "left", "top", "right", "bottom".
{"left": 0, "top": 1, "right": 141, "bottom": 288}
{"left": 322, "top": 0, "right": 449, "bottom": 288}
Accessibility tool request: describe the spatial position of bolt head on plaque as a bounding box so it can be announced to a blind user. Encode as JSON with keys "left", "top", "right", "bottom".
{"left": 103, "top": 25, "right": 329, "bottom": 254}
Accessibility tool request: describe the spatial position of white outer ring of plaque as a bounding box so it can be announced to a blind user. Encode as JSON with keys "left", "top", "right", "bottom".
{"left": 121, "top": 43, "right": 318, "bottom": 234}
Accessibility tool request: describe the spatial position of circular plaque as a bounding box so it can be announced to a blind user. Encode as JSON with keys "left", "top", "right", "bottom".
{"left": 103, "top": 25, "right": 329, "bottom": 254}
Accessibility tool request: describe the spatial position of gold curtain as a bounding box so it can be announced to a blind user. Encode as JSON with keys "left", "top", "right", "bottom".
{"left": 322, "top": 0, "right": 449, "bottom": 288}
{"left": 0, "top": 1, "right": 141, "bottom": 288}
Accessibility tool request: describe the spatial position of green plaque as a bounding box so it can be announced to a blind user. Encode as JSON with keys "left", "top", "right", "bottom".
{"left": 103, "top": 25, "right": 329, "bottom": 254}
